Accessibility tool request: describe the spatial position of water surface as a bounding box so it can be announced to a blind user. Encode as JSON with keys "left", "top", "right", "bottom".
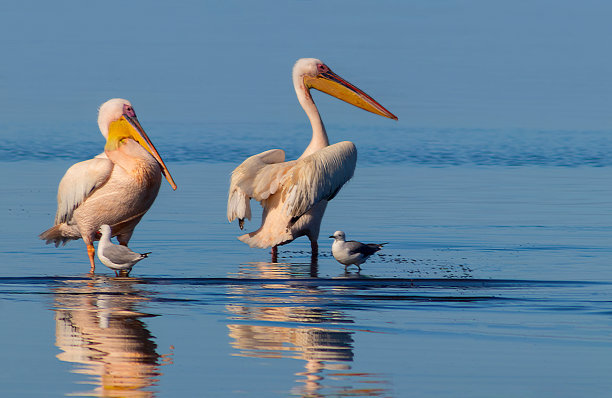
{"left": 2, "top": 1, "right": 612, "bottom": 397}
{"left": 2, "top": 161, "right": 612, "bottom": 397}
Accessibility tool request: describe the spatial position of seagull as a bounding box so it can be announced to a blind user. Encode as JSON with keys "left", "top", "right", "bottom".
{"left": 96, "top": 224, "right": 150, "bottom": 276}
{"left": 329, "top": 231, "right": 386, "bottom": 271}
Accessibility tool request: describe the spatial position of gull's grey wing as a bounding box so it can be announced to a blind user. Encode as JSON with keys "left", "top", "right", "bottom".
{"left": 102, "top": 244, "right": 144, "bottom": 264}
{"left": 343, "top": 241, "right": 379, "bottom": 256}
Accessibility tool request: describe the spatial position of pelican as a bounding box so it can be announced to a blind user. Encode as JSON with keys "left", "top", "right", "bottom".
{"left": 40, "top": 98, "right": 176, "bottom": 272}
{"left": 227, "top": 58, "right": 397, "bottom": 259}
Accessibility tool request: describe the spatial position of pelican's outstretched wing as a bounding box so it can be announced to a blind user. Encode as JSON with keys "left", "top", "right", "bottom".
{"left": 281, "top": 141, "right": 357, "bottom": 220}
{"left": 55, "top": 154, "right": 113, "bottom": 224}
{"left": 227, "top": 141, "right": 357, "bottom": 228}
{"left": 227, "top": 149, "right": 292, "bottom": 226}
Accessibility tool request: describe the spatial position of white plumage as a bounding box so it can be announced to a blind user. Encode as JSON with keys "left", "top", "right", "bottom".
{"left": 54, "top": 155, "right": 113, "bottom": 226}
{"left": 227, "top": 58, "right": 396, "bottom": 259}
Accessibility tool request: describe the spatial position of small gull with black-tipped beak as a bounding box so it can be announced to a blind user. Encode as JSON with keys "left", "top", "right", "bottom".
{"left": 97, "top": 224, "right": 150, "bottom": 276}
{"left": 329, "top": 230, "right": 386, "bottom": 271}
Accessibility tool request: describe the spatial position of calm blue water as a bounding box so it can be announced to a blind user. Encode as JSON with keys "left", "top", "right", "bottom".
{"left": 2, "top": 161, "right": 612, "bottom": 397}
{"left": 3, "top": 124, "right": 612, "bottom": 167}
{"left": 1, "top": 1, "right": 612, "bottom": 397}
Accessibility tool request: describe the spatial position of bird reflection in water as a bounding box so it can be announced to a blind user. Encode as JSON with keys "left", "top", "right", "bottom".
{"left": 53, "top": 277, "right": 173, "bottom": 397}
{"left": 227, "top": 262, "right": 391, "bottom": 397}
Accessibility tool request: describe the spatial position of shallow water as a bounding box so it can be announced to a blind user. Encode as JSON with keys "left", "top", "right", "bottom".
{"left": 2, "top": 1, "right": 612, "bottom": 396}
{"left": 2, "top": 160, "right": 612, "bottom": 397}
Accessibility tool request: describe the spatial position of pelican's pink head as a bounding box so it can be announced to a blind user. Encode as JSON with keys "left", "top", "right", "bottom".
{"left": 292, "top": 58, "right": 397, "bottom": 120}
{"left": 97, "top": 98, "right": 134, "bottom": 139}
{"left": 99, "top": 98, "right": 177, "bottom": 190}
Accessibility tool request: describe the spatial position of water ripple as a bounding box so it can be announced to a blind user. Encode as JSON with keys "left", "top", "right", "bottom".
{"left": 0, "top": 276, "right": 602, "bottom": 288}
{"left": 2, "top": 126, "right": 611, "bottom": 166}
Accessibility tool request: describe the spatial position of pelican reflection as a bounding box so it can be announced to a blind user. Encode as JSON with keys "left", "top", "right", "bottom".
{"left": 227, "top": 262, "right": 390, "bottom": 397}
{"left": 53, "top": 277, "right": 172, "bottom": 397}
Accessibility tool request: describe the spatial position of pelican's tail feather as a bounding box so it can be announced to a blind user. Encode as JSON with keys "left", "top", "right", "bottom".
{"left": 238, "top": 229, "right": 294, "bottom": 249}
{"left": 39, "top": 224, "right": 80, "bottom": 247}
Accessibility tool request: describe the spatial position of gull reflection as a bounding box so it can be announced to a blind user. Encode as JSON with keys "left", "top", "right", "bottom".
{"left": 53, "top": 277, "right": 172, "bottom": 397}
{"left": 227, "top": 262, "right": 390, "bottom": 397}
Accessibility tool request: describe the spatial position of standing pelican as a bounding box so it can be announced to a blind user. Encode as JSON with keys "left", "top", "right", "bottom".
{"left": 227, "top": 58, "right": 396, "bottom": 259}
{"left": 40, "top": 98, "right": 176, "bottom": 272}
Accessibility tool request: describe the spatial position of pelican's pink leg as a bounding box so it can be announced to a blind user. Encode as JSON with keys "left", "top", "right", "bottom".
{"left": 86, "top": 244, "right": 96, "bottom": 273}
{"left": 271, "top": 246, "right": 278, "bottom": 263}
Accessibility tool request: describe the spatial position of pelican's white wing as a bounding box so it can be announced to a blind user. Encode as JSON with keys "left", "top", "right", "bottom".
{"left": 281, "top": 141, "right": 357, "bottom": 220}
{"left": 227, "top": 141, "right": 357, "bottom": 227}
{"left": 227, "top": 149, "right": 291, "bottom": 225}
{"left": 55, "top": 154, "right": 113, "bottom": 224}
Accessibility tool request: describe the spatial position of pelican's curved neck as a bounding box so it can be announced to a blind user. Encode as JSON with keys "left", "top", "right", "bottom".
{"left": 296, "top": 84, "right": 329, "bottom": 159}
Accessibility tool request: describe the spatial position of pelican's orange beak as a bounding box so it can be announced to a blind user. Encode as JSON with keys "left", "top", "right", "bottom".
{"left": 105, "top": 115, "right": 177, "bottom": 190}
{"left": 123, "top": 114, "right": 177, "bottom": 190}
{"left": 304, "top": 64, "right": 397, "bottom": 120}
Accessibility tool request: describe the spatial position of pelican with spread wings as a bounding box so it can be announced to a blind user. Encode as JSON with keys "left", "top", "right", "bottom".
{"left": 227, "top": 58, "right": 397, "bottom": 259}
{"left": 40, "top": 98, "right": 177, "bottom": 272}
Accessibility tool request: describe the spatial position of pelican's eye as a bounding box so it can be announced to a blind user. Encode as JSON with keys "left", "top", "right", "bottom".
{"left": 123, "top": 104, "right": 136, "bottom": 117}
{"left": 317, "top": 64, "right": 330, "bottom": 74}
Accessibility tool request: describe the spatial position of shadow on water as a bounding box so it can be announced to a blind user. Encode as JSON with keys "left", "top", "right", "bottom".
{"left": 51, "top": 277, "right": 173, "bottom": 397}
